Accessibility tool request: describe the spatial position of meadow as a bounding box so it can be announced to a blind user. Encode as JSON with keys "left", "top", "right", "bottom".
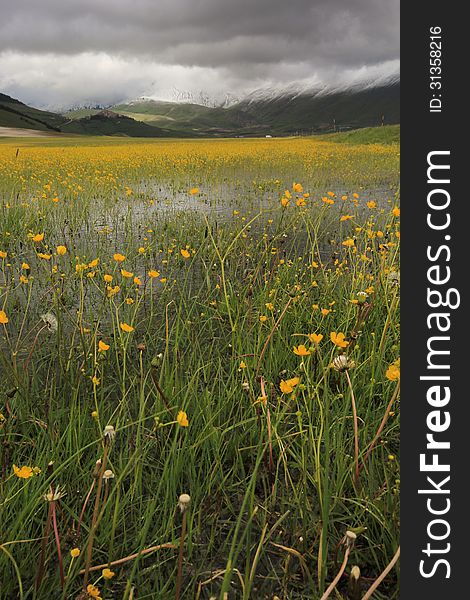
{"left": 0, "top": 133, "right": 400, "bottom": 599}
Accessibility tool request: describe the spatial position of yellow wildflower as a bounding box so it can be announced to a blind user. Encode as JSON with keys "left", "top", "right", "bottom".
{"left": 177, "top": 410, "right": 189, "bottom": 427}
{"left": 308, "top": 333, "right": 323, "bottom": 344}
{"left": 102, "top": 568, "right": 115, "bottom": 580}
{"left": 386, "top": 363, "right": 400, "bottom": 381}
{"left": 13, "top": 464, "right": 34, "bottom": 479}
{"left": 293, "top": 345, "right": 311, "bottom": 356}
{"left": 280, "top": 377, "right": 300, "bottom": 394}
{"left": 330, "top": 332, "right": 349, "bottom": 348}
{"left": 86, "top": 584, "right": 101, "bottom": 599}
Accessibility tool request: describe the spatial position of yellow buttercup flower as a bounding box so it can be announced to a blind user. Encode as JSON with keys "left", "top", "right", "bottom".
{"left": 86, "top": 584, "right": 101, "bottom": 599}
{"left": 98, "top": 340, "right": 110, "bottom": 352}
{"left": 70, "top": 548, "right": 80, "bottom": 558}
{"left": 308, "top": 333, "right": 323, "bottom": 344}
{"left": 148, "top": 270, "right": 160, "bottom": 278}
{"left": 102, "top": 568, "right": 115, "bottom": 580}
{"left": 189, "top": 187, "right": 199, "bottom": 195}
{"left": 13, "top": 464, "right": 34, "bottom": 479}
{"left": 180, "top": 249, "right": 190, "bottom": 259}
{"left": 32, "top": 233, "right": 44, "bottom": 242}
{"left": 177, "top": 410, "right": 189, "bottom": 427}
{"left": 106, "top": 285, "right": 120, "bottom": 297}
{"left": 121, "top": 269, "right": 134, "bottom": 278}
{"left": 0, "top": 310, "right": 8, "bottom": 324}
{"left": 280, "top": 377, "right": 300, "bottom": 394}
{"left": 56, "top": 245, "right": 67, "bottom": 256}
{"left": 386, "top": 363, "right": 400, "bottom": 381}
{"left": 293, "top": 344, "right": 311, "bottom": 356}
{"left": 120, "top": 322, "right": 134, "bottom": 333}
{"left": 330, "top": 332, "right": 349, "bottom": 348}
{"left": 113, "top": 253, "right": 126, "bottom": 262}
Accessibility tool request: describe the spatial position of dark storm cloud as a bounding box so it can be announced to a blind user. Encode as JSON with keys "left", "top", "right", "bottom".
{"left": 0, "top": 0, "right": 398, "bottom": 69}
{"left": 0, "top": 0, "right": 399, "bottom": 108}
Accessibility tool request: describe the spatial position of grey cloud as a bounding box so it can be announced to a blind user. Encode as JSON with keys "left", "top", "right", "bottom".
{"left": 1, "top": 0, "right": 399, "bottom": 67}
{"left": 0, "top": 0, "right": 399, "bottom": 108}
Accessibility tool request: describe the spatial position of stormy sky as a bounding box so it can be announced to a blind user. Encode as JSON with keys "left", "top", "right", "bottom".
{"left": 0, "top": 0, "right": 399, "bottom": 109}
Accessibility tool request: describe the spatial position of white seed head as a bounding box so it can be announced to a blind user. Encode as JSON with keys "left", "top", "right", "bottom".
{"left": 344, "top": 530, "right": 357, "bottom": 549}
{"left": 103, "top": 425, "right": 116, "bottom": 443}
{"left": 103, "top": 469, "right": 115, "bottom": 480}
{"left": 350, "top": 565, "right": 361, "bottom": 581}
{"left": 44, "top": 485, "right": 66, "bottom": 502}
{"left": 332, "top": 354, "right": 356, "bottom": 372}
{"left": 178, "top": 493, "right": 191, "bottom": 513}
{"left": 40, "top": 312, "right": 58, "bottom": 333}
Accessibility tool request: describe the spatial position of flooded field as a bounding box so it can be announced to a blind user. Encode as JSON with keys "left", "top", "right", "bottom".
{"left": 0, "top": 135, "right": 400, "bottom": 599}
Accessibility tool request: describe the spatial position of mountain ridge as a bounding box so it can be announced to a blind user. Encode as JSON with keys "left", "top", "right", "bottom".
{"left": 1, "top": 76, "right": 400, "bottom": 137}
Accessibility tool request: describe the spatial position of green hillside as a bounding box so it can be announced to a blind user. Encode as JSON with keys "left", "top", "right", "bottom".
{"left": 60, "top": 111, "right": 168, "bottom": 137}
{"left": 234, "top": 85, "right": 400, "bottom": 134}
{"left": 2, "top": 80, "right": 400, "bottom": 138}
{"left": 0, "top": 93, "right": 66, "bottom": 131}
{"left": 112, "top": 99, "right": 259, "bottom": 135}
{"left": 319, "top": 124, "right": 400, "bottom": 145}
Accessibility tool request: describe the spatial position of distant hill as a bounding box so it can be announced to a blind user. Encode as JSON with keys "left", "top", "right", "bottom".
{"left": 232, "top": 80, "right": 400, "bottom": 135}
{"left": 108, "top": 79, "right": 399, "bottom": 136}
{"left": 1, "top": 75, "right": 400, "bottom": 137}
{"left": 0, "top": 95, "right": 172, "bottom": 137}
{"left": 0, "top": 93, "right": 66, "bottom": 132}
{"left": 60, "top": 110, "right": 168, "bottom": 137}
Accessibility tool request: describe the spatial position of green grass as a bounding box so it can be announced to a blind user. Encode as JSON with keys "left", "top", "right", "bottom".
{"left": 319, "top": 125, "right": 400, "bottom": 145}
{"left": 0, "top": 136, "right": 400, "bottom": 599}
